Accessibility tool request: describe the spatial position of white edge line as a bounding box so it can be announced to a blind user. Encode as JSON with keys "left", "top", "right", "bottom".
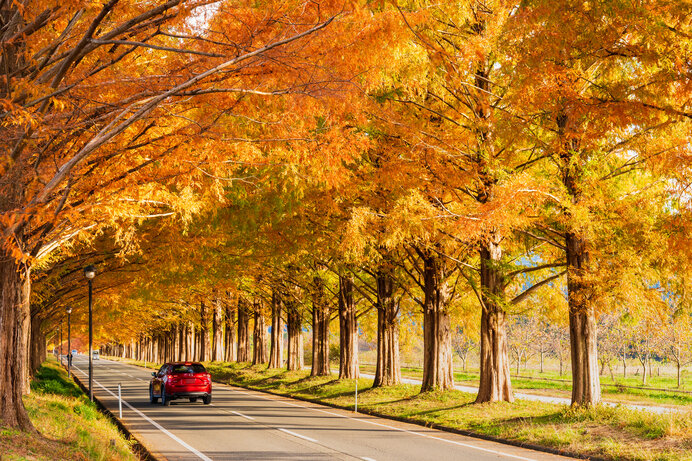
{"left": 278, "top": 428, "right": 318, "bottom": 443}
{"left": 230, "top": 388, "right": 537, "bottom": 461}
{"left": 72, "top": 365, "right": 212, "bottom": 461}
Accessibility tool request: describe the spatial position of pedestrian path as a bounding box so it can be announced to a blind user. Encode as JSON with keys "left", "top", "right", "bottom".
{"left": 356, "top": 372, "right": 683, "bottom": 415}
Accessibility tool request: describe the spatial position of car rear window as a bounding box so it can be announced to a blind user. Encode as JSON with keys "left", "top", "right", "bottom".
{"left": 170, "top": 364, "right": 206, "bottom": 374}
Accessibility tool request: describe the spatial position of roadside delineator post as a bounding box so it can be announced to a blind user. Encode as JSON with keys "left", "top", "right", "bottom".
{"left": 118, "top": 383, "right": 122, "bottom": 419}
{"left": 355, "top": 378, "right": 358, "bottom": 413}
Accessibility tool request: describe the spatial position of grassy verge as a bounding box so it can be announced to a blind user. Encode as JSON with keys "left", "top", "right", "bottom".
{"left": 0, "top": 359, "right": 137, "bottom": 461}
{"left": 356, "top": 364, "right": 692, "bottom": 408}
{"left": 203, "top": 362, "right": 692, "bottom": 461}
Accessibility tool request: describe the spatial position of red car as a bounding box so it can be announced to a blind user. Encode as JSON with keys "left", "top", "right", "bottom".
{"left": 149, "top": 362, "right": 212, "bottom": 406}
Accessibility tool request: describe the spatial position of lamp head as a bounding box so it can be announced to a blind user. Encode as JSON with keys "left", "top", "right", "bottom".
{"left": 66, "top": 307, "right": 72, "bottom": 314}
{"left": 84, "top": 265, "right": 96, "bottom": 280}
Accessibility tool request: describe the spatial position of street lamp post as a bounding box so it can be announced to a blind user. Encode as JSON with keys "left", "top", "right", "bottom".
{"left": 59, "top": 321, "right": 63, "bottom": 366}
{"left": 84, "top": 265, "right": 96, "bottom": 401}
{"left": 66, "top": 307, "right": 72, "bottom": 377}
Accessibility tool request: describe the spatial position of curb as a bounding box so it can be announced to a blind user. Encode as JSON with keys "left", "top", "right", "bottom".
{"left": 67, "top": 366, "right": 157, "bottom": 461}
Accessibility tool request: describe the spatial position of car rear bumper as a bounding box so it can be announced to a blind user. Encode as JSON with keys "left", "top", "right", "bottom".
{"left": 168, "top": 391, "right": 210, "bottom": 399}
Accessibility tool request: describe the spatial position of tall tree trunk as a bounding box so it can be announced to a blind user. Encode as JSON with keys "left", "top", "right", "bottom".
{"left": 311, "top": 277, "right": 330, "bottom": 377}
{"left": 566, "top": 232, "right": 601, "bottom": 406}
{"left": 212, "top": 298, "right": 224, "bottom": 361}
{"left": 199, "top": 300, "right": 209, "bottom": 361}
{"left": 374, "top": 267, "right": 401, "bottom": 387}
{"left": 177, "top": 322, "right": 184, "bottom": 361}
{"left": 420, "top": 250, "right": 454, "bottom": 392}
{"left": 29, "top": 314, "right": 44, "bottom": 376}
{"left": 476, "top": 239, "right": 513, "bottom": 403}
{"left": 185, "top": 322, "right": 193, "bottom": 361}
{"left": 224, "top": 300, "right": 237, "bottom": 362}
{"left": 253, "top": 305, "right": 268, "bottom": 365}
{"left": 237, "top": 298, "right": 250, "bottom": 362}
{"left": 338, "top": 275, "right": 359, "bottom": 379}
{"left": 269, "top": 291, "right": 283, "bottom": 368}
{"left": 558, "top": 113, "right": 601, "bottom": 407}
{"left": 286, "top": 301, "right": 303, "bottom": 371}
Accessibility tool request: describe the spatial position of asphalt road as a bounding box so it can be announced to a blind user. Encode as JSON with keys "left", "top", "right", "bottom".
{"left": 68, "top": 356, "right": 575, "bottom": 461}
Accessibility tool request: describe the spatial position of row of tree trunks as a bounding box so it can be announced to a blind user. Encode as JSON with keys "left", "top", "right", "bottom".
{"left": 269, "top": 291, "right": 283, "bottom": 368}
{"left": 338, "top": 275, "right": 358, "bottom": 379}
{"left": 374, "top": 267, "right": 400, "bottom": 387}
{"left": 420, "top": 249, "right": 454, "bottom": 392}
{"left": 253, "top": 303, "right": 268, "bottom": 365}
{"left": 237, "top": 298, "right": 251, "bottom": 362}
{"left": 310, "top": 276, "right": 330, "bottom": 376}
{"left": 286, "top": 300, "right": 303, "bottom": 371}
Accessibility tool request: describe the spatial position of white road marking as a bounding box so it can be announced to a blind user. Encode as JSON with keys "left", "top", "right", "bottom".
{"left": 361, "top": 457, "right": 377, "bottom": 461}
{"left": 230, "top": 388, "right": 539, "bottom": 461}
{"left": 72, "top": 365, "right": 212, "bottom": 461}
{"left": 230, "top": 410, "right": 255, "bottom": 420}
{"left": 278, "top": 428, "right": 318, "bottom": 443}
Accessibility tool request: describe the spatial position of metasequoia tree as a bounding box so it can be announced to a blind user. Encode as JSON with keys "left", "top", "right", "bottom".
{"left": 367, "top": 1, "right": 567, "bottom": 400}
{"left": 508, "top": 0, "right": 690, "bottom": 406}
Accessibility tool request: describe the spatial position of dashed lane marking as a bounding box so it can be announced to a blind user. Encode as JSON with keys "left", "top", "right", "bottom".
{"left": 278, "top": 428, "right": 318, "bottom": 443}
{"left": 230, "top": 388, "right": 539, "bottom": 461}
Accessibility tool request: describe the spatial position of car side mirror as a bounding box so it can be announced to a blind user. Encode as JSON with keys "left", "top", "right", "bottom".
{"left": 151, "top": 372, "right": 156, "bottom": 377}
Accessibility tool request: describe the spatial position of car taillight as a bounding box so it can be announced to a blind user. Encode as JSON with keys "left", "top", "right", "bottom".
{"left": 167, "top": 374, "right": 178, "bottom": 382}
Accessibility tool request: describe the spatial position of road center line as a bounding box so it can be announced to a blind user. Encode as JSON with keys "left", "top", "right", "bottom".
{"left": 230, "top": 388, "right": 538, "bottom": 461}
{"left": 278, "top": 428, "right": 318, "bottom": 443}
{"left": 72, "top": 365, "right": 212, "bottom": 461}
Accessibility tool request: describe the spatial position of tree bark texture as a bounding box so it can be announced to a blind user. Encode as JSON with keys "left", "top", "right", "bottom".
{"left": 420, "top": 250, "right": 454, "bottom": 392}
{"left": 476, "top": 239, "right": 514, "bottom": 403}
{"left": 29, "top": 313, "right": 45, "bottom": 377}
{"left": 0, "top": 253, "right": 33, "bottom": 430}
{"left": 566, "top": 232, "right": 601, "bottom": 406}
{"left": 269, "top": 291, "right": 283, "bottom": 368}
{"left": 374, "top": 268, "right": 401, "bottom": 387}
{"left": 311, "top": 277, "right": 330, "bottom": 377}
{"left": 338, "top": 275, "right": 359, "bottom": 379}
{"left": 286, "top": 300, "right": 303, "bottom": 371}
{"left": 253, "top": 306, "right": 268, "bottom": 365}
